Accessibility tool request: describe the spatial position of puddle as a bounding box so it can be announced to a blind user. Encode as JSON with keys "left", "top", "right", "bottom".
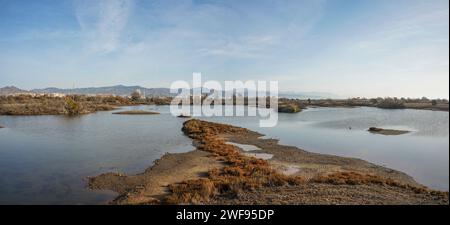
{"left": 242, "top": 153, "right": 274, "bottom": 160}
{"left": 281, "top": 165, "right": 300, "bottom": 175}
{"left": 225, "top": 142, "right": 261, "bottom": 152}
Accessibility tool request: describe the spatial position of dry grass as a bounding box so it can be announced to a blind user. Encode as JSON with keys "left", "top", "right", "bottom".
{"left": 165, "top": 120, "right": 448, "bottom": 204}
{"left": 0, "top": 95, "right": 133, "bottom": 115}
{"left": 165, "top": 179, "right": 216, "bottom": 204}
{"left": 312, "top": 172, "right": 448, "bottom": 198}
{"left": 278, "top": 102, "right": 301, "bottom": 113}
{"left": 164, "top": 119, "right": 305, "bottom": 204}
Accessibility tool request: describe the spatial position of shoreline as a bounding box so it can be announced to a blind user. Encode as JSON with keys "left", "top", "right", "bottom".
{"left": 1, "top": 103, "right": 446, "bottom": 116}
{"left": 88, "top": 119, "right": 448, "bottom": 205}
{"left": 304, "top": 102, "right": 449, "bottom": 112}
{"left": 306, "top": 105, "right": 449, "bottom": 112}
{"left": 1, "top": 95, "right": 448, "bottom": 116}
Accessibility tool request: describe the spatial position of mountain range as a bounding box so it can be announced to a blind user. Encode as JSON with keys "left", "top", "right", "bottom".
{"left": 31, "top": 85, "right": 173, "bottom": 97}
{"left": 0, "top": 86, "right": 29, "bottom": 95}
{"left": 0, "top": 85, "right": 171, "bottom": 97}
{"left": 0, "top": 85, "right": 340, "bottom": 99}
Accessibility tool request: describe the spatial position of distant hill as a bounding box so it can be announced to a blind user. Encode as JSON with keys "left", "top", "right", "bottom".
{"left": 0, "top": 86, "right": 29, "bottom": 95}
{"left": 31, "top": 85, "right": 174, "bottom": 97}
{"left": 1, "top": 85, "right": 340, "bottom": 99}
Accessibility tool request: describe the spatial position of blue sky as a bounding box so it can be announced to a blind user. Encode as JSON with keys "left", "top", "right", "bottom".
{"left": 0, "top": 0, "right": 448, "bottom": 98}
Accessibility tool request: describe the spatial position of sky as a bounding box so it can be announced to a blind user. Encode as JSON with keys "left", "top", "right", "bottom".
{"left": 0, "top": 0, "right": 448, "bottom": 98}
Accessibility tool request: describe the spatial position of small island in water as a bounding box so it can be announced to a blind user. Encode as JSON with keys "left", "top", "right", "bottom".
{"left": 112, "top": 110, "right": 160, "bottom": 115}
{"left": 368, "top": 127, "right": 410, "bottom": 136}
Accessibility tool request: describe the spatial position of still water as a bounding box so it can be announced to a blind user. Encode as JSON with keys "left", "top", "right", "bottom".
{"left": 0, "top": 106, "right": 448, "bottom": 204}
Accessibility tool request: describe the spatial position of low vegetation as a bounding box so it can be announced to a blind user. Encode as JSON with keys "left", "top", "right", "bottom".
{"left": 0, "top": 94, "right": 133, "bottom": 115}
{"left": 164, "top": 119, "right": 305, "bottom": 204}
{"left": 0, "top": 93, "right": 183, "bottom": 116}
{"left": 311, "top": 171, "right": 448, "bottom": 198}
{"left": 305, "top": 97, "right": 448, "bottom": 111}
{"left": 87, "top": 118, "right": 448, "bottom": 205}
{"left": 171, "top": 96, "right": 304, "bottom": 113}
{"left": 277, "top": 99, "right": 302, "bottom": 113}
{"left": 164, "top": 119, "right": 447, "bottom": 204}
{"left": 64, "top": 96, "right": 81, "bottom": 115}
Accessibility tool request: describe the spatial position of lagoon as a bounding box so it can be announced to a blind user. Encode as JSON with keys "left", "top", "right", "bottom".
{"left": 0, "top": 105, "right": 448, "bottom": 204}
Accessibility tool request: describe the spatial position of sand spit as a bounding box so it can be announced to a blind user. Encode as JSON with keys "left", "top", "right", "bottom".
{"left": 88, "top": 150, "right": 223, "bottom": 204}
{"left": 112, "top": 110, "right": 160, "bottom": 115}
{"left": 88, "top": 119, "right": 448, "bottom": 205}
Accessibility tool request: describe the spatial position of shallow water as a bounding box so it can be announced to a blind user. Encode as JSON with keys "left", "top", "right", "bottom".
{"left": 225, "top": 142, "right": 261, "bottom": 152}
{"left": 0, "top": 105, "right": 448, "bottom": 204}
{"left": 242, "top": 153, "right": 274, "bottom": 160}
{"left": 0, "top": 106, "right": 193, "bottom": 204}
{"left": 202, "top": 106, "right": 449, "bottom": 191}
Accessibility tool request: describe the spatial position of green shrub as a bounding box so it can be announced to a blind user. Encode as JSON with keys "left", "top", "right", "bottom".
{"left": 64, "top": 97, "right": 80, "bottom": 115}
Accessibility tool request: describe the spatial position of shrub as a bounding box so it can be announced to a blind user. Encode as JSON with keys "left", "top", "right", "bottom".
{"left": 64, "top": 97, "right": 81, "bottom": 115}
{"left": 376, "top": 98, "right": 405, "bottom": 109}
{"left": 431, "top": 100, "right": 437, "bottom": 106}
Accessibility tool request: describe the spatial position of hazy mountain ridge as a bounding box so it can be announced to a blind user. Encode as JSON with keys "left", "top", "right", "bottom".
{"left": 0, "top": 86, "right": 29, "bottom": 95}
{"left": 1, "top": 85, "right": 339, "bottom": 99}
{"left": 31, "top": 85, "right": 174, "bottom": 97}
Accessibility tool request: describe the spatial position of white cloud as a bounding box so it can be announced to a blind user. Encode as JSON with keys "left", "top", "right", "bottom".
{"left": 75, "top": 0, "right": 134, "bottom": 54}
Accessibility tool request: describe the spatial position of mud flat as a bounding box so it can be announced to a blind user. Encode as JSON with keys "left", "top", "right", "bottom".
{"left": 112, "top": 110, "right": 160, "bottom": 115}
{"left": 368, "top": 127, "right": 410, "bottom": 135}
{"left": 89, "top": 119, "right": 448, "bottom": 205}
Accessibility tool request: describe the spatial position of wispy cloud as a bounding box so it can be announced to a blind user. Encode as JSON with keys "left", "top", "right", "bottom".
{"left": 75, "top": 0, "right": 134, "bottom": 54}
{"left": 353, "top": 1, "right": 449, "bottom": 51}
{"left": 196, "top": 35, "right": 278, "bottom": 59}
{"left": 135, "top": 0, "right": 326, "bottom": 59}
{"left": 0, "top": 29, "right": 81, "bottom": 42}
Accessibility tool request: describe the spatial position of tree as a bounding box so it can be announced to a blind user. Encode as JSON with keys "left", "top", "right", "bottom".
{"left": 131, "top": 90, "right": 142, "bottom": 101}
{"left": 431, "top": 100, "right": 437, "bottom": 106}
